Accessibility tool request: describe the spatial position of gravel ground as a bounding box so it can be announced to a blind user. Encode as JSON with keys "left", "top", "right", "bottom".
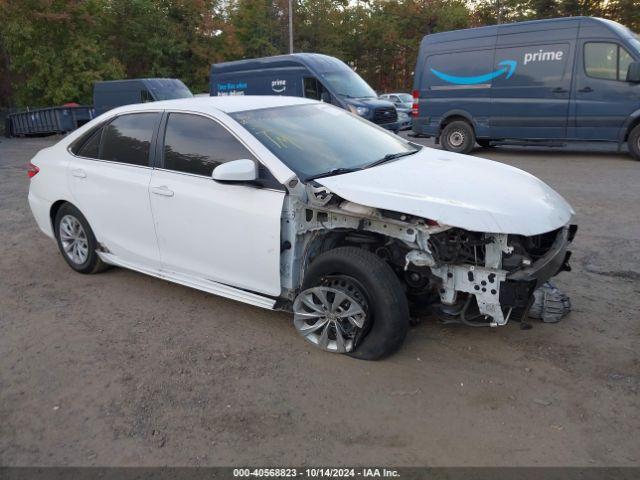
{"left": 0, "top": 135, "right": 639, "bottom": 467}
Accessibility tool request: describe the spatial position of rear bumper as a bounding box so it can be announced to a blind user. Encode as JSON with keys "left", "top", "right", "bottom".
{"left": 28, "top": 190, "right": 55, "bottom": 239}
{"left": 499, "top": 225, "right": 577, "bottom": 310}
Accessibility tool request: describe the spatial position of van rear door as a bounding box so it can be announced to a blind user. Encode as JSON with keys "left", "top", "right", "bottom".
{"left": 490, "top": 41, "right": 574, "bottom": 140}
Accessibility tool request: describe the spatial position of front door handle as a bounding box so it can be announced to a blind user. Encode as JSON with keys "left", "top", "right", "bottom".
{"left": 71, "top": 168, "right": 86, "bottom": 179}
{"left": 151, "top": 185, "right": 174, "bottom": 197}
{"left": 579, "top": 86, "right": 594, "bottom": 93}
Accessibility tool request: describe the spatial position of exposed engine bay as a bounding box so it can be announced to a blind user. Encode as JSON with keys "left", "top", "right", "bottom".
{"left": 279, "top": 181, "right": 577, "bottom": 327}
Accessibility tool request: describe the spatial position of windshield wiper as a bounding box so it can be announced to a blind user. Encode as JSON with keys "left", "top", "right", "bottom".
{"left": 307, "top": 148, "right": 421, "bottom": 181}
{"left": 308, "top": 167, "right": 363, "bottom": 181}
{"left": 364, "top": 148, "right": 421, "bottom": 169}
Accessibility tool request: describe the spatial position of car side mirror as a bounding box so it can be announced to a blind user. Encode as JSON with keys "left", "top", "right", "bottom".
{"left": 627, "top": 62, "right": 640, "bottom": 83}
{"left": 212, "top": 159, "right": 257, "bottom": 183}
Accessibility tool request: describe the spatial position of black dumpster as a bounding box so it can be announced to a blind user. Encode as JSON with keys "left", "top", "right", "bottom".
{"left": 6, "top": 106, "right": 94, "bottom": 137}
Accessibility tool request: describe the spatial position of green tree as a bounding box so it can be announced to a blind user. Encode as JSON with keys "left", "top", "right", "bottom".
{"left": 0, "top": 0, "right": 124, "bottom": 107}
{"left": 230, "top": 0, "right": 287, "bottom": 58}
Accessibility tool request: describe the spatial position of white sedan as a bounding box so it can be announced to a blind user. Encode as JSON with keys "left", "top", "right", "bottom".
{"left": 27, "top": 96, "right": 576, "bottom": 360}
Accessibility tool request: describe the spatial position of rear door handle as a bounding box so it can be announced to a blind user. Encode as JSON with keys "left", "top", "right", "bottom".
{"left": 151, "top": 185, "right": 174, "bottom": 197}
{"left": 552, "top": 87, "right": 568, "bottom": 94}
{"left": 579, "top": 86, "right": 593, "bottom": 93}
{"left": 71, "top": 168, "right": 87, "bottom": 178}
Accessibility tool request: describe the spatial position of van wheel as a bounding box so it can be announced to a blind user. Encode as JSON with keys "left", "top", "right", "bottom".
{"left": 54, "top": 203, "right": 109, "bottom": 274}
{"left": 629, "top": 125, "right": 640, "bottom": 161}
{"left": 293, "top": 247, "right": 409, "bottom": 360}
{"left": 441, "top": 120, "right": 475, "bottom": 154}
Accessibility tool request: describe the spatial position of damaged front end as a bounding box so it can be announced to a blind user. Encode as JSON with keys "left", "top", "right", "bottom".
{"left": 427, "top": 224, "right": 577, "bottom": 326}
{"left": 281, "top": 180, "right": 577, "bottom": 328}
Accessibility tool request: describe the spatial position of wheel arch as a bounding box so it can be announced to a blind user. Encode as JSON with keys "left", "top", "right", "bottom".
{"left": 49, "top": 199, "right": 81, "bottom": 232}
{"left": 622, "top": 113, "right": 640, "bottom": 142}
{"left": 439, "top": 110, "right": 477, "bottom": 134}
{"left": 302, "top": 230, "right": 385, "bottom": 269}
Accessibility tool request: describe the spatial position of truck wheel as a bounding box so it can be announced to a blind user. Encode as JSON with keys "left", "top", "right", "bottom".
{"left": 441, "top": 120, "right": 475, "bottom": 154}
{"left": 293, "top": 247, "right": 409, "bottom": 360}
{"left": 629, "top": 125, "right": 640, "bottom": 161}
{"left": 54, "top": 203, "right": 109, "bottom": 274}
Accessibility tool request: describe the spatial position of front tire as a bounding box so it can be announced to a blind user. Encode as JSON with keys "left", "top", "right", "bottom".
{"left": 629, "top": 125, "right": 640, "bottom": 161}
{"left": 54, "top": 203, "right": 108, "bottom": 274}
{"left": 294, "top": 247, "right": 410, "bottom": 360}
{"left": 441, "top": 120, "right": 476, "bottom": 154}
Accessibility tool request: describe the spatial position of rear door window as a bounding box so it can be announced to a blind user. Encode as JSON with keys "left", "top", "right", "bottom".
{"left": 162, "top": 113, "right": 256, "bottom": 177}
{"left": 100, "top": 113, "right": 159, "bottom": 166}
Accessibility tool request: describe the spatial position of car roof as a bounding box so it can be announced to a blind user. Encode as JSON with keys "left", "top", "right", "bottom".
{"left": 420, "top": 16, "right": 633, "bottom": 46}
{"left": 108, "top": 95, "right": 316, "bottom": 116}
{"left": 210, "top": 53, "right": 348, "bottom": 74}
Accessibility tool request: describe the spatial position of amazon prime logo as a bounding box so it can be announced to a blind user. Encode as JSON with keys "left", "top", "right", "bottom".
{"left": 524, "top": 49, "right": 564, "bottom": 65}
{"left": 271, "top": 79, "right": 287, "bottom": 93}
{"left": 430, "top": 60, "right": 517, "bottom": 86}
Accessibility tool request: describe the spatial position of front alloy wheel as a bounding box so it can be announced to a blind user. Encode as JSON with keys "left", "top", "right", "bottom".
{"left": 293, "top": 278, "right": 368, "bottom": 353}
{"left": 294, "top": 247, "right": 409, "bottom": 360}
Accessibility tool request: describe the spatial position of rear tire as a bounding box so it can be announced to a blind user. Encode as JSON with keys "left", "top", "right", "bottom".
{"left": 629, "top": 125, "right": 640, "bottom": 161}
{"left": 441, "top": 120, "right": 476, "bottom": 154}
{"left": 296, "top": 247, "right": 410, "bottom": 360}
{"left": 54, "top": 203, "right": 108, "bottom": 274}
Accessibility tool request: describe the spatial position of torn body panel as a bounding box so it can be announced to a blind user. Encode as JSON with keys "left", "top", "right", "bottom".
{"left": 315, "top": 148, "right": 575, "bottom": 236}
{"left": 279, "top": 181, "right": 576, "bottom": 327}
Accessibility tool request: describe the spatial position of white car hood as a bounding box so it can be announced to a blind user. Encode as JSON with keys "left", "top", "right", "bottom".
{"left": 316, "top": 148, "right": 574, "bottom": 236}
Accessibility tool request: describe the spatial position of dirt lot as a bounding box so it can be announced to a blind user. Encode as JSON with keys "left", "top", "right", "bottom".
{"left": 1, "top": 135, "right": 639, "bottom": 467}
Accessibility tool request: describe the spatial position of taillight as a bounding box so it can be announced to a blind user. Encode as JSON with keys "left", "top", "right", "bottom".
{"left": 27, "top": 163, "right": 40, "bottom": 179}
{"left": 411, "top": 90, "right": 419, "bottom": 117}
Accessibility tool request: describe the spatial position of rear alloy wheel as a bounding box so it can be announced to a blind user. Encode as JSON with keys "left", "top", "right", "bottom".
{"left": 294, "top": 247, "right": 409, "bottom": 360}
{"left": 59, "top": 214, "right": 89, "bottom": 265}
{"left": 441, "top": 120, "right": 476, "bottom": 154}
{"left": 629, "top": 124, "right": 640, "bottom": 161}
{"left": 54, "top": 203, "right": 108, "bottom": 274}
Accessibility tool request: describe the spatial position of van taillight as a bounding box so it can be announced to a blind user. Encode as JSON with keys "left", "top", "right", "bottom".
{"left": 411, "top": 90, "right": 419, "bottom": 117}
{"left": 27, "top": 163, "right": 40, "bottom": 179}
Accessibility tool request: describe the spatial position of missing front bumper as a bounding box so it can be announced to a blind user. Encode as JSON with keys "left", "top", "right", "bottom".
{"left": 431, "top": 225, "right": 577, "bottom": 326}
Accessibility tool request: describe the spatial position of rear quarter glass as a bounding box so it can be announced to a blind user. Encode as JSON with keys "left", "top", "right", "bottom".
{"left": 424, "top": 49, "right": 494, "bottom": 88}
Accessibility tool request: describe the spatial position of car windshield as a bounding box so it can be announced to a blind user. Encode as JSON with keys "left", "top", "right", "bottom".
{"left": 397, "top": 94, "right": 413, "bottom": 103}
{"left": 148, "top": 80, "right": 193, "bottom": 100}
{"left": 630, "top": 37, "right": 640, "bottom": 55}
{"left": 320, "top": 70, "right": 377, "bottom": 99}
{"left": 230, "top": 103, "right": 419, "bottom": 180}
